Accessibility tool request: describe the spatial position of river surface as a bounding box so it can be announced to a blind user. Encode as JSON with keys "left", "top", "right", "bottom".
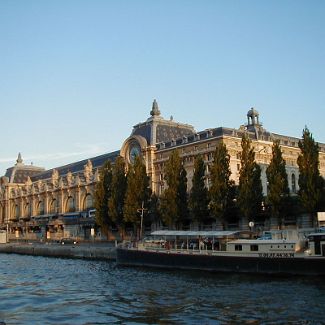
{"left": 0, "top": 254, "right": 324, "bottom": 325}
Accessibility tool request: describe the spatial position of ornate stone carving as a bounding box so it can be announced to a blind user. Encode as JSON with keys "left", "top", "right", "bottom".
{"left": 51, "top": 169, "right": 59, "bottom": 187}
{"left": 66, "top": 171, "right": 73, "bottom": 186}
{"left": 94, "top": 169, "right": 100, "bottom": 182}
{"left": 84, "top": 160, "right": 93, "bottom": 183}
{"left": 25, "top": 176, "right": 32, "bottom": 187}
{"left": 74, "top": 174, "right": 81, "bottom": 186}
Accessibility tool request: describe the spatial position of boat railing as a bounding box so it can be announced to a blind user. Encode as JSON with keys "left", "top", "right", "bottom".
{"left": 142, "top": 239, "right": 228, "bottom": 253}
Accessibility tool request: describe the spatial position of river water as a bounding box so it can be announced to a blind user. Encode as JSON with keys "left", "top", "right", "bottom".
{"left": 0, "top": 254, "right": 324, "bottom": 325}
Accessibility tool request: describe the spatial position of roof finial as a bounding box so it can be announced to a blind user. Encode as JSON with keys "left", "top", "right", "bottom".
{"left": 16, "top": 152, "right": 23, "bottom": 165}
{"left": 150, "top": 99, "right": 161, "bottom": 116}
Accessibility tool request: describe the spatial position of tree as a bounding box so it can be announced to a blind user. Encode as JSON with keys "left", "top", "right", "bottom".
{"left": 108, "top": 156, "right": 127, "bottom": 233}
{"left": 178, "top": 165, "right": 189, "bottom": 226}
{"left": 238, "top": 134, "right": 263, "bottom": 225}
{"left": 319, "top": 177, "right": 325, "bottom": 212}
{"left": 297, "top": 127, "right": 323, "bottom": 226}
{"left": 123, "top": 156, "right": 151, "bottom": 237}
{"left": 189, "top": 155, "right": 209, "bottom": 225}
{"left": 209, "top": 143, "right": 233, "bottom": 229}
{"left": 266, "top": 140, "right": 289, "bottom": 229}
{"left": 94, "top": 160, "right": 113, "bottom": 236}
{"left": 160, "top": 150, "right": 188, "bottom": 228}
{"left": 148, "top": 193, "right": 161, "bottom": 225}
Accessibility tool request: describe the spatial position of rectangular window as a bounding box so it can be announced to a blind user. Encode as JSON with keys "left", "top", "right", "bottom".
{"left": 235, "top": 244, "right": 242, "bottom": 251}
{"left": 250, "top": 245, "right": 259, "bottom": 251}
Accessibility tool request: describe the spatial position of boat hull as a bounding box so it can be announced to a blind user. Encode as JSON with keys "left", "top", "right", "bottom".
{"left": 116, "top": 248, "right": 325, "bottom": 275}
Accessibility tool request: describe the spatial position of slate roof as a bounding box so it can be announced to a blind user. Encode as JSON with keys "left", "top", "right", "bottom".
{"left": 5, "top": 165, "right": 45, "bottom": 184}
{"left": 31, "top": 150, "right": 120, "bottom": 181}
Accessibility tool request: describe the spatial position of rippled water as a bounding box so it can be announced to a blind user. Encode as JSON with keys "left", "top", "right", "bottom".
{"left": 0, "top": 254, "right": 324, "bottom": 325}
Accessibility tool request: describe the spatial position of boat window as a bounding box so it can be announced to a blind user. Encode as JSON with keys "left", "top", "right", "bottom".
{"left": 250, "top": 244, "right": 258, "bottom": 251}
{"left": 235, "top": 244, "right": 242, "bottom": 251}
{"left": 291, "top": 245, "right": 294, "bottom": 248}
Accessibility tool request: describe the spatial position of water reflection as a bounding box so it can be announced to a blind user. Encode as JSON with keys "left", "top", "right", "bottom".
{"left": 0, "top": 254, "right": 324, "bottom": 324}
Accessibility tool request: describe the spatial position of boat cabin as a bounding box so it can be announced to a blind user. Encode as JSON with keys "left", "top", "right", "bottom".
{"left": 306, "top": 233, "right": 325, "bottom": 256}
{"left": 226, "top": 239, "right": 297, "bottom": 257}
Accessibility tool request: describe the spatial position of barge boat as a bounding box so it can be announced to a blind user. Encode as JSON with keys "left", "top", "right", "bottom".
{"left": 116, "top": 230, "right": 325, "bottom": 275}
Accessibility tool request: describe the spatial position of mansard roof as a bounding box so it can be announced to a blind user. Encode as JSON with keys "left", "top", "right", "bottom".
{"left": 155, "top": 125, "right": 325, "bottom": 152}
{"left": 4, "top": 153, "right": 45, "bottom": 184}
{"left": 131, "top": 99, "right": 195, "bottom": 145}
{"left": 31, "top": 150, "right": 120, "bottom": 181}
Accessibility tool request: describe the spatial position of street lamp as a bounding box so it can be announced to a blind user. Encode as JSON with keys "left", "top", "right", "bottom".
{"left": 137, "top": 201, "right": 147, "bottom": 241}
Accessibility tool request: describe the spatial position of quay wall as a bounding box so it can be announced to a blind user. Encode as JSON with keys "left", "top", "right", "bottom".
{"left": 0, "top": 243, "right": 116, "bottom": 261}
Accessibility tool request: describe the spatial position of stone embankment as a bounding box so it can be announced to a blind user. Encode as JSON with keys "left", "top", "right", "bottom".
{"left": 0, "top": 242, "right": 117, "bottom": 261}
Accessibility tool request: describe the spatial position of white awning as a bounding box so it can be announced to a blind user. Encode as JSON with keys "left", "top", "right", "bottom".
{"left": 150, "top": 230, "right": 240, "bottom": 238}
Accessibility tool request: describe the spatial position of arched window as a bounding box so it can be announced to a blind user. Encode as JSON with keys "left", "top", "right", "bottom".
{"left": 66, "top": 196, "right": 75, "bottom": 213}
{"left": 11, "top": 204, "right": 19, "bottom": 220}
{"left": 24, "top": 203, "right": 30, "bottom": 218}
{"left": 28, "top": 203, "right": 32, "bottom": 217}
{"left": 83, "top": 194, "right": 93, "bottom": 210}
{"left": 49, "top": 199, "right": 58, "bottom": 214}
{"left": 38, "top": 201, "right": 44, "bottom": 215}
{"left": 291, "top": 174, "right": 296, "bottom": 193}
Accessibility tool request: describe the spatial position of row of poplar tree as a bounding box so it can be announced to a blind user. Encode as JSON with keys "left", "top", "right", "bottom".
{"left": 94, "top": 127, "right": 325, "bottom": 237}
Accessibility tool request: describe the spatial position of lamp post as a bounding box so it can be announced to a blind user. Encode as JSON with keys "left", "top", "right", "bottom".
{"left": 137, "top": 201, "right": 147, "bottom": 241}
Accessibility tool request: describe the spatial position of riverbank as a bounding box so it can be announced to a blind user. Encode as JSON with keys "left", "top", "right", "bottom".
{"left": 0, "top": 242, "right": 116, "bottom": 261}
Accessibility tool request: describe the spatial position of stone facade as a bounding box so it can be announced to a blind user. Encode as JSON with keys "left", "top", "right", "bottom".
{"left": 1, "top": 101, "right": 325, "bottom": 240}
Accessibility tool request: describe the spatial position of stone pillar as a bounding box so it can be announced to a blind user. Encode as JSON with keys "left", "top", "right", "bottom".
{"left": 19, "top": 199, "right": 24, "bottom": 219}
{"left": 31, "top": 196, "right": 36, "bottom": 217}
{"left": 75, "top": 188, "right": 81, "bottom": 212}
{"left": 60, "top": 190, "right": 65, "bottom": 214}
{"left": 44, "top": 194, "right": 49, "bottom": 215}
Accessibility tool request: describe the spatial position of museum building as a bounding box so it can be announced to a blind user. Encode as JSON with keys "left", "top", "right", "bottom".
{"left": 0, "top": 100, "right": 324, "bottom": 241}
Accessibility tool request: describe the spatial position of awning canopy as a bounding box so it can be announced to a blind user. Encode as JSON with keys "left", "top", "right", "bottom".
{"left": 150, "top": 230, "right": 240, "bottom": 238}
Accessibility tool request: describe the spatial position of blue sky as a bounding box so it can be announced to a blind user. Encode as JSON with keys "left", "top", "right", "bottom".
{"left": 1, "top": 0, "right": 324, "bottom": 176}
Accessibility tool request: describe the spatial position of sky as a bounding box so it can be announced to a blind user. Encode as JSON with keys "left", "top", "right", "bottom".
{"left": 1, "top": 0, "right": 324, "bottom": 176}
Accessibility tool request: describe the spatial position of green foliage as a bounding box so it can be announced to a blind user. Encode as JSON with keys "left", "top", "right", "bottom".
{"left": 178, "top": 166, "right": 189, "bottom": 225}
{"left": 108, "top": 156, "right": 127, "bottom": 228}
{"left": 94, "top": 160, "right": 112, "bottom": 235}
{"left": 297, "top": 127, "right": 323, "bottom": 223}
{"left": 266, "top": 140, "right": 289, "bottom": 228}
{"left": 209, "top": 143, "right": 233, "bottom": 229}
{"left": 148, "top": 193, "right": 161, "bottom": 224}
{"left": 189, "top": 155, "right": 209, "bottom": 224}
{"left": 238, "top": 134, "right": 263, "bottom": 221}
{"left": 318, "top": 177, "right": 325, "bottom": 212}
{"left": 123, "top": 156, "right": 151, "bottom": 226}
{"left": 160, "top": 150, "right": 188, "bottom": 228}
{"left": 223, "top": 184, "right": 240, "bottom": 224}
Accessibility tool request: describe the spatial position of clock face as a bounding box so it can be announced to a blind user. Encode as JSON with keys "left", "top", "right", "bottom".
{"left": 129, "top": 144, "right": 141, "bottom": 163}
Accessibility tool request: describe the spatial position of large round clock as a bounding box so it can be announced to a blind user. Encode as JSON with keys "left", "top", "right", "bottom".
{"left": 129, "top": 144, "right": 141, "bottom": 163}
